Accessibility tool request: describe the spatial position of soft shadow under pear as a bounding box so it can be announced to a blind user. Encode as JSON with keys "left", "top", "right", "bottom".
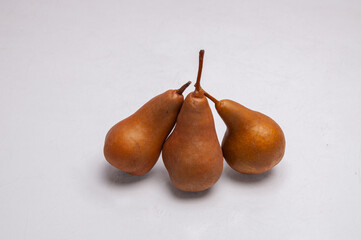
{"left": 226, "top": 166, "right": 273, "bottom": 183}
{"left": 166, "top": 182, "right": 212, "bottom": 200}
{"left": 102, "top": 163, "right": 150, "bottom": 185}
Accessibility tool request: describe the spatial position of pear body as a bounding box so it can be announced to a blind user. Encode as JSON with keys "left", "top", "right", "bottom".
{"left": 216, "top": 100, "right": 285, "bottom": 174}
{"left": 104, "top": 90, "right": 184, "bottom": 175}
{"left": 162, "top": 92, "right": 223, "bottom": 192}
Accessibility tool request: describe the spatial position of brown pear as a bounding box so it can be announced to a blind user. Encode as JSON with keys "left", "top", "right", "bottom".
{"left": 103, "top": 81, "right": 191, "bottom": 176}
{"left": 162, "top": 50, "right": 223, "bottom": 192}
{"left": 204, "top": 92, "right": 286, "bottom": 174}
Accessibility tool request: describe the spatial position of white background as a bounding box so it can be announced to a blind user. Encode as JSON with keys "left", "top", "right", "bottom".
{"left": 1, "top": 0, "right": 361, "bottom": 239}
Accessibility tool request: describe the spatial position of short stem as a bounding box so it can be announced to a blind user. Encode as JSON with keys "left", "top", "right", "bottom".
{"left": 194, "top": 50, "right": 205, "bottom": 91}
{"left": 204, "top": 91, "right": 219, "bottom": 104}
{"left": 176, "top": 81, "right": 191, "bottom": 94}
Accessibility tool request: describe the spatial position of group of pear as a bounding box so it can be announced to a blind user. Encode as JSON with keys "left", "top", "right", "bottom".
{"left": 104, "top": 50, "right": 286, "bottom": 192}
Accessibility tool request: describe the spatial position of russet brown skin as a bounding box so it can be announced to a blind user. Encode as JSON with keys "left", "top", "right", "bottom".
{"left": 162, "top": 92, "right": 223, "bottom": 192}
{"left": 104, "top": 82, "right": 191, "bottom": 176}
{"left": 162, "top": 50, "right": 223, "bottom": 192}
{"left": 204, "top": 94, "right": 286, "bottom": 175}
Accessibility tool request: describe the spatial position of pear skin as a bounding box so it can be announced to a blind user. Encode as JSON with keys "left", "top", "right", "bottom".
{"left": 205, "top": 94, "right": 285, "bottom": 175}
{"left": 162, "top": 50, "right": 223, "bottom": 192}
{"left": 104, "top": 82, "right": 191, "bottom": 176}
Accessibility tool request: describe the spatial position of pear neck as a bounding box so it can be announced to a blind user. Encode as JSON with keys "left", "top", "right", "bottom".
{"left": 218, "top": 102, "right": 251, "bottom": 129}
{"left": 193, "top": 89, "right": 205, "bottom": 98}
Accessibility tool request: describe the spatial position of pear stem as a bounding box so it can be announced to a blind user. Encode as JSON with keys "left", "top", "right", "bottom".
{"left": 204, "top": 91, "right": 219, "bottom": 104}
{"left": 176, "top": 81, "right": 192, "bottom": 94}
{"left": 194, "top": 50, "right": 205, "bottom": 91}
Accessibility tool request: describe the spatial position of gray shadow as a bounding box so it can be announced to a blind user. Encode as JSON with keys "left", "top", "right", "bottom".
{"left": 102, "top": 163, "right": 151, "bottom": 185}
{"left": 226, "top": 166, "right": 273, "bottom": 183}
{"left": 166, "top": 181, "right": 212, "bottom": 199}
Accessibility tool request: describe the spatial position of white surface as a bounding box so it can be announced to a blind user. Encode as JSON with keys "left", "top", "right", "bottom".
{"left": 1, "top": 0, "right": 361, "bottom": 239}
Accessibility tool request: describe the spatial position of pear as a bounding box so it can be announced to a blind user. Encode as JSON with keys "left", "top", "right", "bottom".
{"left": 162, "top": 50, "right": 223, "bottom": 192}
{"left": 104, "top": 81, "right": 191, "bottom": 176}
{"left": 204, "top": 92, "right": 286, "bottom": 174}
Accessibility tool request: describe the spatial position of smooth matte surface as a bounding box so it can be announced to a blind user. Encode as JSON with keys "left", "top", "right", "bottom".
{"left": 1, "top": 0, "right": 361, "bottom": 239}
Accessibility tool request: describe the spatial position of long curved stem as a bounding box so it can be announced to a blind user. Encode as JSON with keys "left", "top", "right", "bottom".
{"left": 204, "top": 91, "right": 219, "bottom": 104}
{"left": 194, "top": 50, "right": 205, "bottom": 91}
{"left": 176, "top": 81, "right": 191, "bottom": 94}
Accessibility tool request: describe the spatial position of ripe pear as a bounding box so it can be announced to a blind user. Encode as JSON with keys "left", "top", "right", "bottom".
{"left": 162, "top": 50, "right": 223, "bottom": 192}
{"left": 205, "top": 92, "right": 285, "bottom": 175}
{"left": 103, "top": 81, "right": 191, "bottom": 176}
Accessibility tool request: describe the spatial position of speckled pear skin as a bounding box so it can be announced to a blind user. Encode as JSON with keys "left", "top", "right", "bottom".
{"left": 162, "top": 91, "right": 223, "bottom": 192}
{"left": 104, "top": 89, "right": 185, "bottom": 176}
{"left": 215, "top": 99, "right": 285, "bottom": 174}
